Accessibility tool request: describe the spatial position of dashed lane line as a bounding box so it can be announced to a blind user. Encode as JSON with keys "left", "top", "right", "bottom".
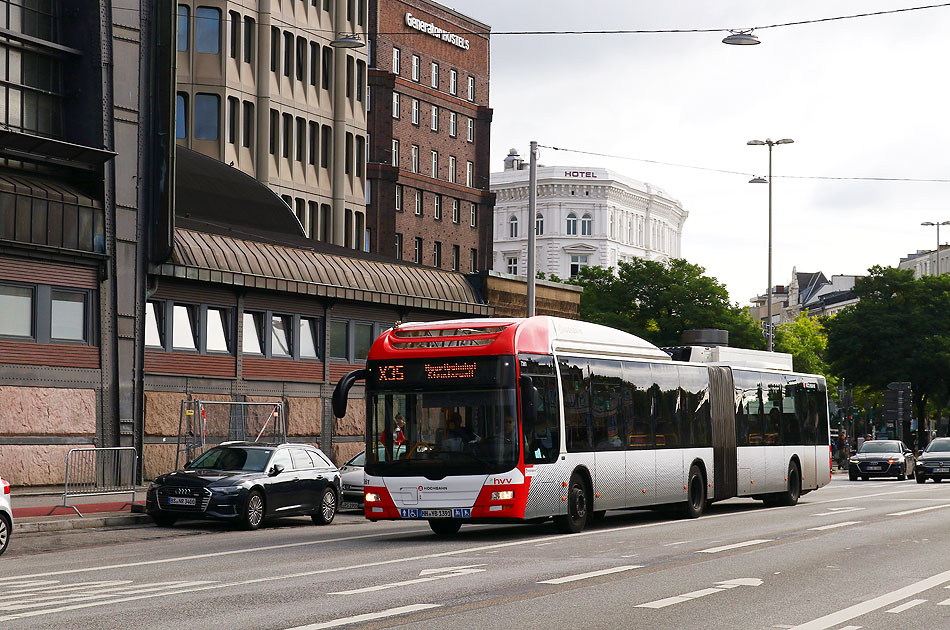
{"left": 282, "top": 604, "right": 442, "bottom": 630}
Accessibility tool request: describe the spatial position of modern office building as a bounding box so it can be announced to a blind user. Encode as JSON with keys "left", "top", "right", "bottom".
{"left": 491, "top": 150, "right": 687, "bottom": 279}
{"left": 365, "top": 0, "right": 494, "bottom": 272}
{"left": 174, "top": 0, "right": 368, "bottom": 249}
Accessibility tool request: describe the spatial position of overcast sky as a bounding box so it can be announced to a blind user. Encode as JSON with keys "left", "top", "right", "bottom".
{"left": 442, "top": 0, "right": 950, "bottom": 304}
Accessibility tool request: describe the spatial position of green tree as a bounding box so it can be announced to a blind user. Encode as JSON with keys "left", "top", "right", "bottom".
{"left": 826, "top": 265, "right": 950, "bottom": 445}
{"left": 773, "top": 312, "right": 836, "bottom": 387}
{"left": 570, "top": 258, "right": 766, "bottom": 349}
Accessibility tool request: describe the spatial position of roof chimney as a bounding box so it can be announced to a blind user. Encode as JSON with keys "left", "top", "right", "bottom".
{"left": 503, "top": 148, "right": 524, "bottom": 171}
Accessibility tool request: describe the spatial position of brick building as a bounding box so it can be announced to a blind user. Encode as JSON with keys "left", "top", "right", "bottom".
{"left": 366, "top": 0, "right": 494, "bottom": 272}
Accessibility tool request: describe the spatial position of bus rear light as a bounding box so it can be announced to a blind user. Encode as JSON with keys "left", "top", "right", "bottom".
{"left": 491, "top": 491, "right": 514, "bottom": 501}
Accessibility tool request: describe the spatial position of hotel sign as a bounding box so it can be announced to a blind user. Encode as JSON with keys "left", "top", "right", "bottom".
{"left": 405, "top": 13, "right": 471, "bottom": 50}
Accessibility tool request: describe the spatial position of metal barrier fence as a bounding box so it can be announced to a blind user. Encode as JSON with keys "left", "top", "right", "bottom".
{"left": 51, "top": 447, "right": 138, "bottom": 517}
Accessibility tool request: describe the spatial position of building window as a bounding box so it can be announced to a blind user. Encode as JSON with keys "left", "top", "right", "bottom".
{"left": 321, "top": 125, "right": 331, "bottom": 168}
{"left": 470, "top": 248, "right": 478, "bottom": 272}
{"left": 345, "top": 55, "right": 354, "bottom": 98}
{"left": 145, "top": 301, "right": 164, "bottom": 348}
{"left": 467, "top": 117, "right": 474, "bottom": 142}
{"left": 227, "top": 97, "right": 238, "bottom": 144}
{"left": 570, "top": 255, "right": 589, "bottom": 277}
{"left": 450, "top": 69, "right": 458, "bottom": 95}
{"left": 175, "top": 93, "right": 187, "bottom": 139}
{"left": 308, "top": 121, "right": 317, "bottom": 165}
{"left": 395, "top": 184, "right": 403, "bottom": 211}
{"left": 448, "top": 156, "right": 457, "bottom": 183}
{"left": 299, "top": 317, "right": 320, "bottom": 359}
{"left": 434, "top": 194, "right": 442, "bottom": 220}
{"left": 395, "top": 233, "right": 403, "bottom": 260}
{"left": 345, "top": 131, "right": 353, "bottom": 175}
{"left": 296, "top": 36, "right": 306, "bottom": 81}
{"left": 536, "top": 213, "right": 544, "bottom": 235}
{"left": 411, "top": 144, "right": 419, "bottom": 173}
{"left": 269, "top": 108, "right": 278, "bottom": 154}
{"left": 581, "top": 213, "right": 593, "bottom": 236}
{"left": 467, "top": 76, "right": 475, "bottom": 100}
{"left": 243, "top": 312, "right": 264, "bottom": 354}
{"left": 271, "top": 314, "right": 293, "bottom": 357}
{"left": 411, "top": 54, "right": 420, "bottom": 81}
{"left": 242, "top": 101, "right": 254, "bottom": 148}
{"left": 430, "top": 62, "right": 439, "bottom": 88}
{"left": 356, "top": 136, "right": 365, "bottom": 178}
{"left": 449, "top": 112, "right": 457, "bottom": 137}
{"left": 281, "top": 113, "right": 292, "bottom": 158}
{"left": 430, "top": 150, "right": 438, "bottom": 178}
{"left": 470, "top": 203, "right": 478, "bottom": 227}
{"left": 307, "top": 201, "right": 318, "bottom": 239}
{"left": 195, "top": 7, "right": 221, "bottom": 54}
{"left": 50, "top": 291, "right": 86, "bottom": 342}
{"left": 414, "top": 190, "right": 422, "bottom": 216}
{"left": 330, "top": 320, "right": 348, "bottom": 360}
{"left": 391, "top": 139, "right": 400, "bottom": 167}
{"left": 392, "top": 47, "right": 401, "bottom": 74}
{"left": 320, "top": 204, "right": 330, "bottom": 240}
{"left": 243, "top": 16, "right": 255, "bottom": 64}
{"left": 452, "top": 198, "right": 460, "bottom": 224}
{"left": 509, "top": 215, "right": 519, "bottom": 238}
{"left": 411, "top": 98, "right": 419, "bottom": 124}
{"left": 466, "top": 161, "right": 474, "bottom": 187}
{"left": 205, "top": 307, "right": 230, "bottom": 353}
{"left": 566, "top": 213, "right": 577, "bottom": 235}
{"left": 354, "top": 322, "right": 373, "bottom": 360}
{"left": 392, "top": 92, "right": 400, "bottom": 118}
{"left": 507, "top": 257, "right": 518, "bottom": 275}
{"left": 283, "top": 31, "right": 293, "bottom": 77}
{"left": 310, "top": 42, "right": 319, "bottom": 86}
{"left": 228, "top": 10, "right": 239, "bottom": 59}
{"left": 430, "top": 105, "right": 438, "bottom": 131}
{"left": 433, "top": 241, "right": 442, "bottom": 267}
{"left": 0, "top": 285, "right": 32, "bottom": 337}
{"left": 270, "top": 27, "right": 279, "bottom": 73}
{"left": 172, "top": 304, "right": 198, "bottom": 351}
{"left": 177, "top": 5, "right": 189, "bottom": 51}
{"left": 414, "top": 237, "right": 423, "bottom": 263}
{"left": 321, "top": 47, "right": 332, "bottom": 90}
{"left": 357, "top": 60, "right": 365, "bottom": 102}
{"left": 194, "top": 93, "right": 220, "bottom": 140}
{"left": 452, "top": 245, "right": 460, "bottom": 271}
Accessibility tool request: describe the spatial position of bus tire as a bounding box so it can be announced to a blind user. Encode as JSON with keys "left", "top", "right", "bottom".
{"left": 778, "top": 461, "right": 801, "bottom": 506}
{"left": 554, "top": 473, "right": 589, "bottom": 534}
{"left": 684, "top": 464, "right": 705, "bottom": 518}
{"left": 428, "top": 519, "right": 461, "bottom": 536}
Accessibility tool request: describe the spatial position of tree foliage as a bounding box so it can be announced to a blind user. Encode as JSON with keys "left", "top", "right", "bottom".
{"left": 826, "top": 265, "right": 950, "bottom": 441}
{"left": 570, "top": 258, "right": 766, "bottom": 349}
{"left": 773, "top": 313, "right": 836, "bottom": 388}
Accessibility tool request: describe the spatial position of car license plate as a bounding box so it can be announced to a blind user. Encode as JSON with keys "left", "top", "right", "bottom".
{"left": 866, "top": 466, "right": 882, "bottom": 471}
{"left": 168, "top": 497, "right": 196, "bottom": 506}
{"left": 341, "top": 501, "right": 359, "bottom": 510}
{"left": 934, "top": 467, "right": 949, "bottom": 473}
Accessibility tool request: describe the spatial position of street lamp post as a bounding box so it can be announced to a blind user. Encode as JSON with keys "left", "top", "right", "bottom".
{"left": 920, "top": 220, "right": 950, "bottom": 276}
{"left": 748, "top": 138, "right": 794, "bottom": 352}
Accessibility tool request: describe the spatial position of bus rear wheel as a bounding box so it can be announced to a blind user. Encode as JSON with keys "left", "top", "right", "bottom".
{"left": 684, "top": 465, "right": 706, "bottom": 518}
{"left": 428, "top": 519, "right": 461, "bottom": 536}
{"left": 554, "top": 473, "right": 589, "bottom": 534}
{"left": 765, "top": 461, "right": 801, "bottom": 507}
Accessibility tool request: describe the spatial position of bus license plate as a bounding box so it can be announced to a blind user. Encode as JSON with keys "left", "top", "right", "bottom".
{"left": 866, "top": 466, "right": 882, "bottom": 471}
{"left": 400, "top": 508, "right": 471, "bottom": 519}
{"left": 934, "top": 467, "right": 949, "bottom": 473}
{"left": 168, "top": 497, "right": 196, "bottom": 506}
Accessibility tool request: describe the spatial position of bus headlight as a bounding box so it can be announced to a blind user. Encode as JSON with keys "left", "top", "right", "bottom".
{"left": 365, "top": 492, "right": 381, "bottom": 503}
{"left": 491, "top": 490, "right": 514, "bottom": 501}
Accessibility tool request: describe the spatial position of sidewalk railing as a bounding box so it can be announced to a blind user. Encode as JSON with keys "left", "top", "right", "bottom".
{"left": 50, "top": 447, "right": 138, "bottom": 517}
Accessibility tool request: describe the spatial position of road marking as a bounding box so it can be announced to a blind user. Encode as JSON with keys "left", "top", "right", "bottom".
{"left": 886, "top": 599, "right": 926, "bottom": 613}
{"left": 811, "top": 507, "right": 864, "bottom": 516}
{"left": 808, "top": 521, "right": 862, "bottom": 531}
{"left": 329, "top": 565, "right": 485, "bottom": 595}
{"left": 538, "top": 565, "right": 642, "bottom": 585}
{"left": 887, "top": 503, "right": 950, "bottom": 516}
{"left": 282, "top": 604, "right": 441, "bottom": 630}
{"left": 939, "top": 598, "right": 950, "bottom": 606}
{"left": 636, "top": 577, "right": 763, "bottom": 608}
{"left": 697, "top": 540, "right": 772, "bottom": 554}
{"left": 788, "top": 567, "right": 950, "bottom": 629}
{"left": 837, "top": 626, "right": 862, "bottom": 630}
{"left": 664, "top": 540, "right": 691, "bottom": 546}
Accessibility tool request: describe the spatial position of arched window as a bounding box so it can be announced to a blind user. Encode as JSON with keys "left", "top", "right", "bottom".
{"left": 581, "top": 213, "right": 592, "bottom": 236}
{"left": 508, "top": 215, "right": 518, "bottom": 238}
{"left": 535, "top": 213, "right": 544, "bottom": 235}
{"left": 566, "top": 213, "right": 577, "bottom": 235}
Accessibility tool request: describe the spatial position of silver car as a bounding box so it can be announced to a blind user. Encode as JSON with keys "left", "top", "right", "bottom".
{"left": 340, "top": 451, "right": 367, "bottom": 511}
{"left": 1, "top": 475, "right": 12, "bottom": 556}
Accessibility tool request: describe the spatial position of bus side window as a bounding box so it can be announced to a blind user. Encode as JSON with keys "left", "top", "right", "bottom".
{"left": 524, "top": 375, "right": 559, "bottom": 464}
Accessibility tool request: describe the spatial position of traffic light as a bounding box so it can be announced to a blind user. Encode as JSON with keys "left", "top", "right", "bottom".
{"left": 883, "top": 382, "right": 912, "bottom": 437}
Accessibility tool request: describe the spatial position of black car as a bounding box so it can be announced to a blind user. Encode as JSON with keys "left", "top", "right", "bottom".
{"left": 916, "top": 438, "right": 950, "bottom": 483}
{"left": 848, "top": 439, "right": 916, "bottom": 481}
{"left": 146, "top": 442, "right": 341, "bottom": 529}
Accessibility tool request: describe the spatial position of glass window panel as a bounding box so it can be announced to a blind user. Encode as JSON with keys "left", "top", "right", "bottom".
{"left": 195, "top": 7, "right": 220, "bottom": 54}
{"left": 177, "top": 5, "right": 189, "bottom": 51}
{"left": 243, "top": 312, "right": 263, "bottom": 354}
{"left": 0, "top": 285, "right": 32, "bottom": 337}
{"left": 559, "top": 357, "right": 591, "bottom": 452}
{"left": 175, "top": 94, "right": 187, "bottom": 138}
{"left": 271, "top": 314, "right": 292, "bottom": 357}
{"left": 354, "top": 323, "right": 373, "bottom": 360}
{"left": 145, "top": 301, "right": 163, "bottom": 348}
{"left": 300, "top": 317, "right": 319, "bottom": 359}
{"left": 172, "top": 304, "right": 197, "bottom": 350}
{"left": 194, "top": 93, "right": 219, "bottom": 140}
{"left": 330, "top": 320, "right": 348, "bottom": 359}
{"left": 51, "top": 291, "right": 85, "bottom": 341}
{"left": 206, "top": 307, "right": 230, "bottom": 352}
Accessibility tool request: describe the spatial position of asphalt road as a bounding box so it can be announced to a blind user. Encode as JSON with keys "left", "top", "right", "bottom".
{"left": 3, "top": 477, "right": 950, "bottom": 630}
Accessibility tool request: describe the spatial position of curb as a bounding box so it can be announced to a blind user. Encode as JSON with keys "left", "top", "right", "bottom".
{"left": 16, "top": 513, "right": 152, "bottom": 534}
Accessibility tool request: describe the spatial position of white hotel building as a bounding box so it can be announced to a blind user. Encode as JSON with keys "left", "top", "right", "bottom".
{"left": 491, "top": 150, "right": 688, "bottom": 278}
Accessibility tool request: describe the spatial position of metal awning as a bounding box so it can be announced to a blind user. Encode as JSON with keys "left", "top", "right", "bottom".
{"left": 158, "top": 228, "right": 492, "bottom": 315}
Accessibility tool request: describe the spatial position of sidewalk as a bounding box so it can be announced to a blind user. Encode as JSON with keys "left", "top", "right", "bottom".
{"left": 10, "top": 486, "right": 152, "bottom": 534}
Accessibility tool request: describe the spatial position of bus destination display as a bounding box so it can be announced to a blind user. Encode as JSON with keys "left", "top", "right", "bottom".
{"left": 369, "top": 357, "right": 513, "bottom": 388}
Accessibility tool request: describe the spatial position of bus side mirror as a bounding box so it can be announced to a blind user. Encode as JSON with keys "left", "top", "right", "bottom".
{"left": 520, "top": 375, "right": 537, "bottom": 420}
{"left": 333, "top": 369, "right": 368, "bottom": 418}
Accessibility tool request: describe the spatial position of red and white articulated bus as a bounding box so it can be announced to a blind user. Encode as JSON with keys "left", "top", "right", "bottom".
{"left": 332, "top": 317, "right": 832, "bottom": 535}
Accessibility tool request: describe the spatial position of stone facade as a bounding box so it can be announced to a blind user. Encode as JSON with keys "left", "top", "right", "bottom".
{"left": 0, "top": 444, "right": 96, "bottom": 486}
{"left": 0, "top": 387, "right": 97, "bottom": 435}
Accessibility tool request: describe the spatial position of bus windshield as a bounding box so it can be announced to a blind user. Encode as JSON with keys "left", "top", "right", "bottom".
{"left": 366, "top": 388, "right": 519, "bottom": 477}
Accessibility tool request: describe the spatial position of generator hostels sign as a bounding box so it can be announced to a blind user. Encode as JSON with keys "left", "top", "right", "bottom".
{"left": 405, "top": 13, "right": 470, "bottom": 50}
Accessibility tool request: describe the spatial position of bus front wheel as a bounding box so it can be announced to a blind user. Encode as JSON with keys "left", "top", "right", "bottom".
{"left": 554, "top": 473, "right": 589, "bottom": 534}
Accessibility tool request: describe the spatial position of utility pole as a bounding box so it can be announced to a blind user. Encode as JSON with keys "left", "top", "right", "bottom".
{"left": 526, "top": 141, "right": 538, "bottom": 317}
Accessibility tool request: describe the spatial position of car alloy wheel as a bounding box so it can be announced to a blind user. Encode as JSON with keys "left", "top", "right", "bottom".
{"left": 0, "top": 514, "right": 9, "bottom": 556}
{"left": 312, "top": 488, "right": 337, "bottom": 525}
{"left": 243, "top": 490, "right": 264, "bottom": 530}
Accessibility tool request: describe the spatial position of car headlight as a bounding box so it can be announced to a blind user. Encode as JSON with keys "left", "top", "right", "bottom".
{"left": 365, "top": 492, "right": 381, "bottom": 503}
{"left": 491, "top": 490, "right": 514, "bottom": 501}
{"left": 211, "top": 486, "right": 242, "bottom": 495}
{"left": 849, "top": 458, "right": 858, "bottom": 464}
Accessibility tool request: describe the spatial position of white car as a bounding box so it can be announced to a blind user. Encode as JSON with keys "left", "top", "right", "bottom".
{"left": 339, "top": 451, "right": 367, "bottom": 511}
{"left": 0, "top": 475, "right": 12, "bottom": 556}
